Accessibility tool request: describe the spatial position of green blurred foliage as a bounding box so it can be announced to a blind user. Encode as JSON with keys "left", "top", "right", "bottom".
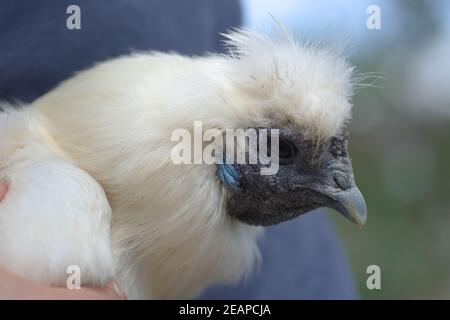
{"left": 332, "top": 0, "right": 450, "bottom": 299}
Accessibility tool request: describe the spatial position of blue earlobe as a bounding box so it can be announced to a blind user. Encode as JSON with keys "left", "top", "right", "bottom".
{"left": 217, "top": 163, "right": 241, "bottom": 192}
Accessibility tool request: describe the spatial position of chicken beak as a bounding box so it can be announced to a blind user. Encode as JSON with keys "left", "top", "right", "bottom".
{"left": 332, "top": 186, "right": 367, "bottom": 228}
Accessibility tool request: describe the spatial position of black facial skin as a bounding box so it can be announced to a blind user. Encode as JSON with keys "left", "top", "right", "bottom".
{"left": 221, "top": 126, "right": 360, "bottom": 226}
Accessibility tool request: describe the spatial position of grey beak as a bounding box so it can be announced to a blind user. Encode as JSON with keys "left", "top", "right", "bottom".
{"left": 333, "top": 186, "right": 367, "bottom": 227}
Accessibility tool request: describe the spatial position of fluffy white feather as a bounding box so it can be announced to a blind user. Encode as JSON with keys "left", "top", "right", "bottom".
{"left": 0, "top": 107, "right": 113, "bottom": 286}
{"left": 0, "top": 29, "right": 355, "bottom": 298}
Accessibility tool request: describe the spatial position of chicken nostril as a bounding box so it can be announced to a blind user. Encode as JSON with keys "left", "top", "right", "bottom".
{"left": 334, "top": 174, "right": 350, "bottom": 190}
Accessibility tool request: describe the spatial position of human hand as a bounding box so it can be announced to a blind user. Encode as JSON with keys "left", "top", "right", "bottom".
{"left": 0, "top": 182, "right": 7, "bottom": 201}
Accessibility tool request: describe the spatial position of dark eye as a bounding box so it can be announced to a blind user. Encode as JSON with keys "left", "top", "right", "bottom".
{"left": 278, "top": 139, "right": 298, "bottom": 164}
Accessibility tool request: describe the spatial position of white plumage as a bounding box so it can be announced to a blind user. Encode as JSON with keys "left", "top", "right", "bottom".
{"left": 0, "top": 29, "right": 355, "bottom": 299}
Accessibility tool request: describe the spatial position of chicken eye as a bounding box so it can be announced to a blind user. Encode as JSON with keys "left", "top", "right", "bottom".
{"left": 278, "top": 139, "right": 298, "bottom": 164}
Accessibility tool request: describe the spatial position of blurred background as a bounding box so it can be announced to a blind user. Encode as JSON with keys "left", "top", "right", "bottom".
{"left": 241, "top": 0, "right": 450, "bottom": 299}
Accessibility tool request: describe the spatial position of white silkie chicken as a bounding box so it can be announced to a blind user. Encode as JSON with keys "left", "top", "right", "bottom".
{"left": 0, "top": 29, "right": 366, "bottom": 299}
